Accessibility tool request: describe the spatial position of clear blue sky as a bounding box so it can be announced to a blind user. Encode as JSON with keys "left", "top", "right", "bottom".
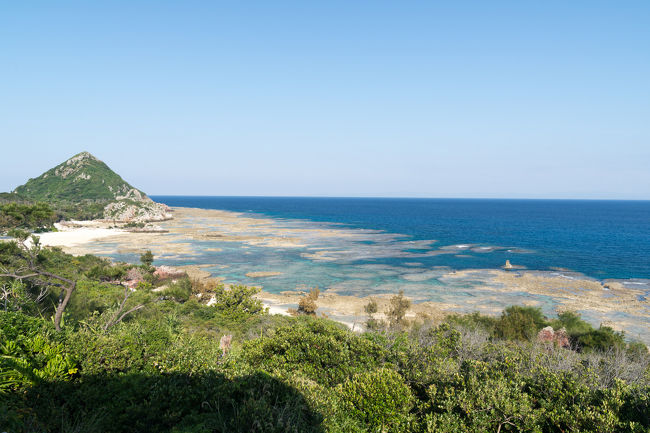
{"left": 1, "top": 1, "right": 649, "bottom": 199}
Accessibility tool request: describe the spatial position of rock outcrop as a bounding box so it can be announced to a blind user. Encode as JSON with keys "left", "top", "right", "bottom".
{"left": 537, "top": 326, "right": 570, "bottom": 348}
{"left": 153, "top": 265, "right": 187, "bottom": 280}
{"left": 103, "top": 199, "right": 171, "bottom": 223}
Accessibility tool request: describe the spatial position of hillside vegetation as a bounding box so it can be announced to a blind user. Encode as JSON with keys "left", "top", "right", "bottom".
{"left": 14, "top": 152, "right": 145, "bottom": 202}
{"left": 0, "top": 240, "right": 648, "bottom": 433}
{"left": 3, "top": 152, "right": 169, "bottom": 225}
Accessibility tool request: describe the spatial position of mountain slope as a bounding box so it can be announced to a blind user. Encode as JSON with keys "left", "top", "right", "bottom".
{"left": 12, "top": 152, "right": 170, "bottom": 222}
{"left": 14, "top": 151, "right": 146, "bottom": 202}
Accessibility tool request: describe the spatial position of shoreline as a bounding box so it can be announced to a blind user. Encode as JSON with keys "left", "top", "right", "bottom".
{"left": 22, "top": 206, "right": 650, "bottom": 342}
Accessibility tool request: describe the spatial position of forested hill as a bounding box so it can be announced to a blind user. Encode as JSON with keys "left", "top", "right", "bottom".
{"left": 14, "top": 151, "right": 146, "bottom": 202}
{"left": 2, "top": 152, "right": 170, "bottom": 225}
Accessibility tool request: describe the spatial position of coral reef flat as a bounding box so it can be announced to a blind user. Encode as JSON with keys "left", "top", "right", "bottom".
{"left": 39, "top": 206, "right": 650, "bottom": 343}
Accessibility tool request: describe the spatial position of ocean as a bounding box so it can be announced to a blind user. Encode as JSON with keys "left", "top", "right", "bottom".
{"left": 152, "top": 196, "right": 650, "bottom": 280}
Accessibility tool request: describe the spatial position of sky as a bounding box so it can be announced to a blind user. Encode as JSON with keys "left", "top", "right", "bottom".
{"left": 1, "top": 1, "right": 649, "bottom": 199}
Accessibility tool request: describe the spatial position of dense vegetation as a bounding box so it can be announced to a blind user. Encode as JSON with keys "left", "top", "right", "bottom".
{"left": 0, "top": 196, "right": 121, "bottom": 233}
{"left": 13, "top": 152, "right": 144, "bottom": 203}
{"left": 1, "top": 152, "right": 168, "bottom": 231}
{"left": 0, "top": 241, "right": 648, "bottom": 432}
{"left": 0, "top": 202, "right": 57, "bottom": 233}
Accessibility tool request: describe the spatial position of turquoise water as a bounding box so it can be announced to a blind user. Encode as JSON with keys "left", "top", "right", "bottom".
{"left": 96, "top": 196, "right": 647, "bottom": 340}
{"left": 152, "top": 197, "right": 650, "bottom": 280}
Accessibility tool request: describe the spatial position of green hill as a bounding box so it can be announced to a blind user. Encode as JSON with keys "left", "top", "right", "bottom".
{"left": 14, "top": 151, "right": 146, "bottom": 202}
{"left": 8, "top": 152, "right": 170, "bottom": 223}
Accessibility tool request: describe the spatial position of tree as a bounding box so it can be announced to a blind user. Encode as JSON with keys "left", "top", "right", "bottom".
{"left": 387, "top": 290, "right": 410, "bottom": 328}
{"left": 494, "top": 306, "right": 547, "bottom": 341}
{"left": 140, "top": 250, "right": 154, "bottom": 268}
{"left": 0, "top": 202, "right": 56, "bottom": 232}
{"left": 0, "top": 230, "right": 75, "bottom": 331}
{"left": 364, "top": 298, "right": 382, "bottom": 330}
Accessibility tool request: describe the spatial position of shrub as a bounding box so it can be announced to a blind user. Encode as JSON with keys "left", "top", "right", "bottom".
{"left": 296, "top": 288, "right": 320, "bottom": 315}
{"left": 338, "top": 368, "right": 413, "bottom": 432}
{"left": 161, "top": 279, "right": 192, "bottom": 302}
{"left": 0, "top": 313, "right": 77, "bottom": 393}
{"left": 387, "top": 290, "right": 410, "bottom": 328}
{"left": 445, "top": 311, "right": 498, "bottom": 333}
{"left": 578, "top": 326, "right": 626, "bottom": 353}
{"left": 494, "top": 306, "right": 548, "bottom": 341}
{"left": 140, "top": 250, "right": 154, "bottom": 268}
{"left": 209, "top": 284, "right": 266, "bottom": 318}
{"left": 243, "top": 317, "right": 387, "bottom": 386}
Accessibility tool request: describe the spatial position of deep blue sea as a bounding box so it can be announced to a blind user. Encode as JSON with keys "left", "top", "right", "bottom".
{"left": 152, "top": 197, "right": 650, "bottom": 280}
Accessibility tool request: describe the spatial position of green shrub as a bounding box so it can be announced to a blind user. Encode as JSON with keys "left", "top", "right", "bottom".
{"left": 551, "top": 310, "right": 593, "bottom": 337}
{"left": 161, "top": 279, "right": 192, "bottom": 302}
{"left": 0, "top": 313, "right": 77, "bottom": 393}
{"left": 338, "top": 367, "right": 413, "bottom": 432}
{"left": 494, "top": 305, "right": 548, "bottom": 341}
{"left": 579, "top": 326, "right": 626, "bottom": 352}
{"left": 208, "top": 284, "right": 266, "bottom": 318}
{"left": 243, "top": 317, "right": 387, "bottom": 386}
{"left": 21, "top": 371, "right": 324, "bottom": 433}
{"left": 0, "top": 202, "right": 56, "bottom": 231}
{"left": 445, "top": 311, "right": 498, "bottom": 333}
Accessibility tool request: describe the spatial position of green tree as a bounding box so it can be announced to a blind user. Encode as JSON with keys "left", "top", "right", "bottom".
{"left": 494, "top": 306, "right": 548, "bottom": 341}
{"left": 140, "top": 250, "right": 154, "bottom": 268}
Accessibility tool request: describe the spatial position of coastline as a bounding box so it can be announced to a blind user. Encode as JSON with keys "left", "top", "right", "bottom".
{"left": 31, "top": 205, "right": 650, "bottom": 343}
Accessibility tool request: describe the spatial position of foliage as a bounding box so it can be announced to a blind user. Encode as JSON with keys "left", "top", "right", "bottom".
{"left": 493, "top": 305, "right": 548, "bottom": 341}
{"left": 1, "top": 245, "right": 649, "bottom": 432}
{"left": 243, "top": 317, "right": 387, "bottom": 387}
{"left": 140, "top": 249, "right": 154, "bottom": 268}
{"left": 364, "top": 298, "right": 382, "bottom": 330}
{"left": 578, "top": 326, "right": 626, "bottom": 353}
{"left": 207, "top": 284, "right": 266, "bottom": 318}
{"left": 295, "top": 288, "right": 320, "bottom": 315}
{"left": 387, "top": 290, "right": 410, "bottom": 328}
{"left": 338, "top": 368, "right": 414, "bottom": 432}
{"left": 13, "top": 151, "right": 144, "bottom": 203}
{"left": 0, "top": 202, "right": 56, "bottom": 232}
{"left": 0, "top": 312, "right": 77, "bottom": 393}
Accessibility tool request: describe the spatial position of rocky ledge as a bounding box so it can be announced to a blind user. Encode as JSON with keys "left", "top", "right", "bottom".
{"left": 103, "top": 199, "right": 173, "bottom": 223}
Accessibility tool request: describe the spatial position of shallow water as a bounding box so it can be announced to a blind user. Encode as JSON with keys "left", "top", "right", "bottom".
{"left": 88, "top": 197, "right": 650, "bottom": 342}
{"left": 153, "top": 197, "right": 650, "bottom": 280}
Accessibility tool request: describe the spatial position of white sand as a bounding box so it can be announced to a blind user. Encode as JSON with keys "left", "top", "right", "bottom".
{"left": 265, "top": 304, "right": 292, "bottom": 316}
{"left": 34, "top": 222, "right": 126, "bottom": 248}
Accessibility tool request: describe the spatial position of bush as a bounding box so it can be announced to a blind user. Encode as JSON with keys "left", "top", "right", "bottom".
{"left": 19, "top": 371, "right": 324, "bottom": 433}
{"left": 295, "top": 288, "right": 319, "bottom": 315}
{"left": 338, "top": 368, "right": 413, "bottom": 432}
{"left": 208, "top": 284, "right": 266, "bottom": 318}
{"left": 161, "top": 279, "right": 192, "bottom": 302}
{"left": 387, "top": 290, "right": 410, "bottom": 328}
{"left": 243, "top": 317, "right": 387, "bottom": 386}
{"left": 578, "top": 326, "right": 626, "bottom": 353}
{"left": 494, "top": 306, "right": 548, "bottom": 341}
{"left": 0, "top": 313, "right": 77, "bottom": 393}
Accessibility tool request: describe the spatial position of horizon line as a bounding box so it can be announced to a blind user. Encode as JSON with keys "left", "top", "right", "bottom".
{"left": 149, "top": 194, "right": 650, "bottom": 202}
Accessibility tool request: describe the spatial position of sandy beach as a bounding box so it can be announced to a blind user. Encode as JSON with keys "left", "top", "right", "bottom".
{"left": 36, "top": 221, "right": 127, "bottom": 248}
